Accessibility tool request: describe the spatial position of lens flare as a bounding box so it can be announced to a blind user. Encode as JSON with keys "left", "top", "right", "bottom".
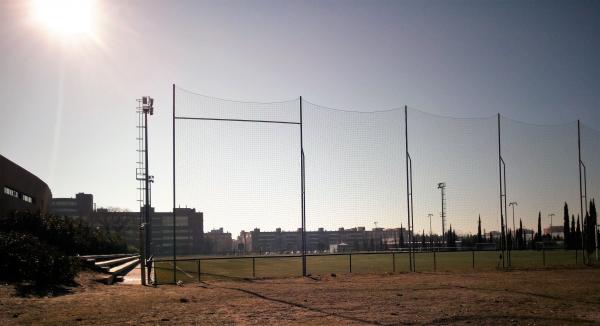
{"left": 32, "top": 0, "right": 96, "bottom": 37}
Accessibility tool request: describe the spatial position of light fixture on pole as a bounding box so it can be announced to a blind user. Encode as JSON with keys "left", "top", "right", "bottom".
{"left": 509, "top": 202, "right": 517, "bottom": 249}
{"left": 428, "top": 213, "right": 433, "bottom": 249}
{"left": 136, "top": 96, "right": 154, "bottom": 286}
{"left": 548, "top": 213, "right": 555, "bottom": 239}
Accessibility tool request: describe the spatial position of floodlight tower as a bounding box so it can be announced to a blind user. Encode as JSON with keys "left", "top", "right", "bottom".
{"left": 509, "top": 202, "right": 517, "bottom": 249}
{"left": 428, "top": 213, "right": 433, "bottom": 248}
{"left": 136, "top": 96, "right": 154, "bottom": 285}
{"left": 437, "top": 182, "right": 446, "bottom": 246}
{"left": 548, "top": 213, "right": 555, "bottom": 238}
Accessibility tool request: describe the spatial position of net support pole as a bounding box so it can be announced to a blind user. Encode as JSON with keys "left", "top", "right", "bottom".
{"left": 405, "top": 106, "right": 414, "bottom": 272}
{"left": 300, "top": 96, "right": 307, "bottom": 277}
{"left": 497, "top": 114, "right": 506, "bottom": 269}
{"left": 172, "top": 84, "right": 177, "bottom": 283}
{"left": 578, "top": 120, "right": 588, "bottom": 264}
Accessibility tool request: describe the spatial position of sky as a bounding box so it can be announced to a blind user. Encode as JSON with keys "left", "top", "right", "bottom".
{"left": 0, "top": 0, "right": 599, "bottom": 237}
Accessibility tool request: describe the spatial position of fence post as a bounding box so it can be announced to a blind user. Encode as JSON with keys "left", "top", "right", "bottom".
{"left": 433, "top": 250, "right": 437, "bottom": 272}
{"left": 472, "top": 250, "right": 475, "bottom": 269}
{"left": 349, "top": 253, "right": 352, "bottom": 273}
{"left": 197, "top": 259, "right": 201, "bottom": 282}
{"left": 252, "top": 257, "right": 256, "bottom": 278}
{"left": 543, "top": 247, "right": 546, "bottom": 266}
{"left": 392, "top": 252, "right": 396, "bottom": 273}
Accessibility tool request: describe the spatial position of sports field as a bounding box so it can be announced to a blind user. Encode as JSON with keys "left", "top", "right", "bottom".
{"left": 153, "top": 250, "right": 587, "bottom": 284}
{"left": 4, "top": 268, "right": 600, "bottom": 325}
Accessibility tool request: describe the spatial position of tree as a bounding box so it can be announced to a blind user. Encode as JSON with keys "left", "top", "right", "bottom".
{"left": 518, "top": 219, "right": 524, "bottom": 250}
{"left": 447, "top": 225, "right": 456, "bottom": 247}
{"left": 585, "top": 200, "right": 597, "bottom": 257}
{"left": 399, "top": 224, "right": 405, "bottom": 248}
{"left": 421, "top": 230, "right": 426, "bottom": 249}
{"left": 536, "top": 212, "right": 542, "bottom": 242}
{"left": 564, "top": 203, "right": 571, "bottom": 249}
{"left": 477, "top": 215, "right": 482, "bottom": 243}
{"left": 576, "top": 215, "right": 582, "bottom": 250}
{"left": 572, "top": 215, "right": 576, "bottom": 249}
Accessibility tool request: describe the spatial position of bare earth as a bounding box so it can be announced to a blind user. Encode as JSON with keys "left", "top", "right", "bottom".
{"left": 2, "top": 268, "right": 600, "bottom": 325}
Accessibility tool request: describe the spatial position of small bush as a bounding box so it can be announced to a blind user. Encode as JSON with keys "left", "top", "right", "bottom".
{"left": 0, "top": 231, "right": 78, "bottom": 285}
{"left": 0, "top": 211, "right": 127, "bottom": 255}
{"left": 0, "top": 212, "right": 129, "bottom": 286}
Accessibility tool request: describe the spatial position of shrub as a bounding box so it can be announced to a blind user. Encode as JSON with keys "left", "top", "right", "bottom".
{"left": 0, "top": 211, "right": 129, "bottom": 286}
{"left": 0, "top": 211, "right": 127, "bottom": 255}
{"left": 0, "top": 231, "right": 78, "bottom": 285}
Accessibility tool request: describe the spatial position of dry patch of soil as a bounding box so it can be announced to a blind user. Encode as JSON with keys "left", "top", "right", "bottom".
{"left": 2, "top": 268, "right": 600, "bottom": 325}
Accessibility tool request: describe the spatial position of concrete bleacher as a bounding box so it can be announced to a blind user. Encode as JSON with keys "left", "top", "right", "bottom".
{"left": 78, "top": 254, "right": 140, "bottom": 285}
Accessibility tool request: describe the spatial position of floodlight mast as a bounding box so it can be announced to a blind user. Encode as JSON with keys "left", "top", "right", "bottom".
{"left": 509, "top": 202, "right": 517, "bottom": 249}
{"left": 137, "top": 96, "right": 154, "bottom": 286}
{"left": 548, "top": 213, "right": 555, "bottom": 238}
{"left": 437, "top": 182, "right": 446, "bottom": 246}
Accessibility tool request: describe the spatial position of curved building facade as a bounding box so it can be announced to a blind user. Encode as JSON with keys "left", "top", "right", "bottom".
{"left": 0, "top": 154, "right": 52, "bottom": 217}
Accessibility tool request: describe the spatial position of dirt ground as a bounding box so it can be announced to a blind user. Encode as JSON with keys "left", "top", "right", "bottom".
{"left": 2, "top": 268, "right": 600, "bottom": 325}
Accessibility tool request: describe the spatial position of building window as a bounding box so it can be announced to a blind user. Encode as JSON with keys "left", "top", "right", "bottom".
{"left": 4, "top": 187, "right": 19, "bottom": 198}
{"left": 22, "top": 194, "right": 33, "bottom": 203}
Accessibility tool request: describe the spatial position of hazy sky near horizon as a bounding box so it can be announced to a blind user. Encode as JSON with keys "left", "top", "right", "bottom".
{"left": 0, "top": 0, "right": 599, "bottom": 236}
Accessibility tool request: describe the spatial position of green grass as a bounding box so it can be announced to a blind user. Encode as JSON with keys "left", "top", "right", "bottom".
{"left": 153, "top": 250, "right": 588, "bottom": 284}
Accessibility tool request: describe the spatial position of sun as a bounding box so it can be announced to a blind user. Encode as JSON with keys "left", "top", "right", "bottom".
{"left": 32, "top": 0, "right": 96, "bottom": 37}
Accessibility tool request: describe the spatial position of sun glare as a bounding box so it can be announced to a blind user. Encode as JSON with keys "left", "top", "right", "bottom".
{"left": 32, "top": 0, "right": 96, "bottom": 37}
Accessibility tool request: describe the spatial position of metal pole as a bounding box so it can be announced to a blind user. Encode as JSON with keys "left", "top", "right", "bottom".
{"left": 349, "top": 253, "right": 352, "bottom": 273}
{"left": 392, "top": 252, "right": 396, "bottom": 272}
{"left": 252, "top": 257, "right": 256, "bottom": 278}
{"left": 405, "top": 106, "right": 413, "bottom": 272}
{"left": 578, "top": 120, "right": 586, "bottom": 265}
{"left": 144, "top": 110, "right": 151, "bottom": 284}
{"left": 172, "top": 84, "right": 177, "bottom": 283}
{"left": 410, "top": 154, "right": 415, "bottom": 271}
{"left": 428, "top": 213, "right": 432, "bottom": 246}
{"left": 503, "top": 160, "right": 509, "bottom": 267}
{"left": 300, "top": 96, "right": 306, "bottom": 277}
{"left": 197, "top": 260, "right": 201, "bottom": 282}
{"left": 498, "top": 114, "right": 505, "bottom": 269}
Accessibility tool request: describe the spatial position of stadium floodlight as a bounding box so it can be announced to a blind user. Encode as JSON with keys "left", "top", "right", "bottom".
{"left": 437, "top": 182, "right": 446, "bottom": 245}
{"left": 143, "top": 96, "right": 154, "bottom": 115}
{"left": 548, "top": 213, "right": 555, "bottom": 238}
{"left": 509, "top": 202, "right": 517, "bottom": 249}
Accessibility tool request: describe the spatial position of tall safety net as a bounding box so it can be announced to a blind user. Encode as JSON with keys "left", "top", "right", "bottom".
{"left": 157, "top": 85, "right": 598, "bottom": 283}
{"left": 408, "top": 108, "right": 499, "bottom": 270}
{"left": 501, "top": 117, "right": 580, "bottom": 267}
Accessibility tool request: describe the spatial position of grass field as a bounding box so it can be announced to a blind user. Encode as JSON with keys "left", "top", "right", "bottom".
{"left": 153, "top": 250, "right": 589, "bottom": 284}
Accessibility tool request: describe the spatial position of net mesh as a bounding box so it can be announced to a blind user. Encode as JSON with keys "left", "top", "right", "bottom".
{"left": 158, "top": 86, "right": 597, "bottom": 282}
{"left": 303, "top": 102, "right": 405, "bottom": 233}
{"left": 500, "top": 117, "right": 579, "bottom": 240}
{"left": 173, "top": 86, "right": 301, "bottom": 258}
{"left": 408, "top": 108, "right": 498, "bottom": 245}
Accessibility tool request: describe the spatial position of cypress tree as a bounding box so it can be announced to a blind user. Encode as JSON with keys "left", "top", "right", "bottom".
{"left": 399, "top": 224, "right": 405, "bottom": 248}
{"left": 585, "top": 200, "right": 597, "bottom": 256}
{"left": 564, "top": 202, "right": 571, "bottom": 249}
{"left": 477, "top": 215, "right": 482, "bottom": 243}
{"left": 536, "top": 212, "right": 542, "bottom": 242}
{"left": 518, "top": 219, "right": 524, "bottom": 250}
{"left": 572, "top": 215, "right": 576, "bottom": 249}
{"left": 576, "top": 215, "right": 582, "bottom": 250}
